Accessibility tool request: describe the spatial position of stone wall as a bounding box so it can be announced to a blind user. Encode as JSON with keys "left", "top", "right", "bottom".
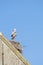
{"left": 0, "top": 39, "right": 25, "bottom": 65}
{"left": 0, "top": 39, "right": 2, "bottom": 65}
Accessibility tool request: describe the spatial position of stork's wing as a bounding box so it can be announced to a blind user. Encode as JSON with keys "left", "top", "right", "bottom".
{"left": 11, "top": 34, "right": 13, "bottom": 37}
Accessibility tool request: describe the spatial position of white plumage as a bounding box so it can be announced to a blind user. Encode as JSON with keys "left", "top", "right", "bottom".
{"left": 11, "top": 28, "right": 17, "bottom": 40}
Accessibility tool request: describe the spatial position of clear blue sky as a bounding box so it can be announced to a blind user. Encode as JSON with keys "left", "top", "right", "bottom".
{"left": 0, "top": 0, "right": 43, "bottom": 65}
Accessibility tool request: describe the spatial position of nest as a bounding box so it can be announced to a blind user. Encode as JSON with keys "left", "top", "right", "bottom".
{"left": 9, "top": 41, "right": 22, "bottom": 53}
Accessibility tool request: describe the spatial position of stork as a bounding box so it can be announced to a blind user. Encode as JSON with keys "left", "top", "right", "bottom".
{"left": 11, "top": 28, "right": 17, "bottom": 40}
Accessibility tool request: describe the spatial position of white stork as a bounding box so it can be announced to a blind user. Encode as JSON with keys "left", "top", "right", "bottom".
{"left": 11, "top": 28, "right": 17, "bottom": 40}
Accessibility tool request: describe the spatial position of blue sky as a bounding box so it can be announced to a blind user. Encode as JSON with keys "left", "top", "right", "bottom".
{"left": 0, "top": 0, "right": 43, "bottom": 65}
